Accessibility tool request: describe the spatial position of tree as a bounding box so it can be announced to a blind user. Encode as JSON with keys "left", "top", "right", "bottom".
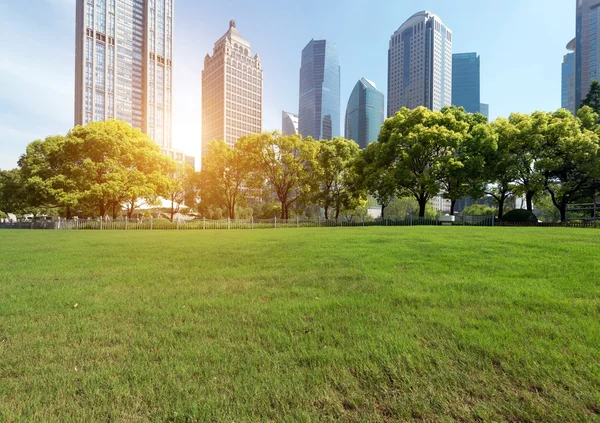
{"left": 487, "top": 118, "right": 518, "bottom": 219}
{"left": 385, "top": 197, "right": 437, "bottom": 219}
{"left": 462, "top": 204, "right": 497, "bottom": 216}
{"left": 354, "top": 141, "right": 396, "bottom": 219}
{"left": 162, "top": 163, "right": 198, "bottom": 222}
{"left": 18, "top": 121, "right": 176, "bottom": 218}
{"left": 499, "top": 112, "right": 548, "bottom": 213}
{"left": 537, "top": 108, "right": 600, "bottom": 222}
{"left": 238, "top": 132, "right": 318, "bottom": 220}
{"left": 313, "top": 137, "right": 364, "bottom": 219}
{"left": 581, "top": 80, "right": 600, "bottom": 118}
{"left": 200, "top": 140, "right": 248, "bottom": 219}
{"left": 437, "top": 106, "right": 495, "bottom": 215}
{"left": 378, "top": 107, "right": 465, "bottom": 217}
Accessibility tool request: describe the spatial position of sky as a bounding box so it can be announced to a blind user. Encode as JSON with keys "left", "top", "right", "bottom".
{"left": 0, "top": 0, "right": 574, "bottom": 170}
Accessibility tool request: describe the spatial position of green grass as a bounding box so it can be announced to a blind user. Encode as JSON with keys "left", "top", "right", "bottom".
{"left": 0, "top": 228, "right": 599, "bottom": 422}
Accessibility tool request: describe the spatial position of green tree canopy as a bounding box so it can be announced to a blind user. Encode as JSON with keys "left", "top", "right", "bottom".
{"left": 581, "top": 80, "right": 600, "bottom": 118}
{"left": 238, "top": 132, "right": 318, "bottom": 220}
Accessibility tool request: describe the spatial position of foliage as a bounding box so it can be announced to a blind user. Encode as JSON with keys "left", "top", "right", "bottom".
{"left": 385, "top": 197, "right": 437, "bottom": 219}
{"left": 501, "top": 209, "right": 539, "bottom": 223}
{"left": 537, "top": 108, "right": 600, "bottom": 222}
{"left": 437, "top": 106, "right": 495, "bottom": 214}
{"left": 354, "top": 142, "right": 397, "bottom": 219}
{"left": 378, "top": 107, "right": 467, "bottom": 217}
{"left": 200, "top": 140, "right": 249, "bottom": 219}
{"left": 312, "top": 138, "right": 365, "bottom": 219}
{"left": 581, "top": 79, "right": 600, "bottom": 118}
{"left": 18, "top": 121, "right": 176, "bottom": 218}
{"left": 462, "top": 204, "right": 497, "bottom": 216}
{"left": 1, "top": 229, "right": 599, "bottom": 422}
{"left": 0, "top": 210, "right": 7, "bottom": 219}
{"left": 237, "top": 132, "right": 318, "bottom": 220}
{"left": 533, "top": 194, "right": 561, "bottom": 223}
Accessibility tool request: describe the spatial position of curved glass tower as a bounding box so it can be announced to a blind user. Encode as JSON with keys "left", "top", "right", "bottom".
{"left": 345, "top": 78, "right": 384, "bottom": 148}
{"left": 387, "top": 11, "right": 452, "bottom": 116}
{"left": 299, "top": 39, "right": 340, "bottom": 140}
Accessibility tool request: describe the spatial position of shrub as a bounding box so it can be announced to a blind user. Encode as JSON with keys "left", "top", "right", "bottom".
{"left": 462, "top": 204, "right": 497, "bottom": 216}
{"left": 0, "top": 211, "right": 7, "bottom": 219}
{"left": 502, "top": 209, "right": 538, "bottom": 223}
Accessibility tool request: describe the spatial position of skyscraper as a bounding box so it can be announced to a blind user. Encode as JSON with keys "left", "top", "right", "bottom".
{"left": 299, "top": 39, "right": 340, "bottom": 140}
{"left": 75, "top": 0, "right": 174, "bottom": 150}
{"left": 202, "top": 20, "right": 263, "bottom": 157}
{"left": 480, "top": 103, "right": 490, "bottom": 119}
{"left": 575, "top": 0, "right": 600, "bottom": 108}
{"left": 344, "top": 78, "right": 385, "bottom": 148}
{"left": 563, "top": 38, "right": 577, "bottom": 115}
{"left": 452, "top": 53, "right": 480, "bottom": 114}
{"left": 387, "top": 11, "right": 452, "bottom": 117}
{"left": 282, "top": 111, "right": 299, "bottom": 136}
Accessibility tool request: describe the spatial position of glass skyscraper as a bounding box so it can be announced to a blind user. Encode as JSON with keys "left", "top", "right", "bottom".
{"left": 575, "top": 0, "right": 600, "bottom": 108}
{"left": 282, "top": 111, "right": 299, "bottom": 136}
{"left": 480, "top": 103, "right": 489, "bottom": 120}
{"left": 387, "top": 11, "right": 452, "bottom": 117}
{"left": 299, "top": 40, "right": 340, "bottom": 140}
{"left": 344, "top": 78, "right": 384, "bottom": 149}
{"left": 562, "top": 50, "right": 576, "bottom": 115}
{"left": 75, "top": 0, "right": 174, "bottom": 150}
{"left": 202, "top": 20, "right": 263, "bottom": 157}
{"left": 452, "top": 53, "right": 480, "bottom": 114}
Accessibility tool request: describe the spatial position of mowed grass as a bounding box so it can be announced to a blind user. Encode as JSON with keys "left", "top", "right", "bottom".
{"left": 0, "top": 228, "right": 599, "bottom": 422}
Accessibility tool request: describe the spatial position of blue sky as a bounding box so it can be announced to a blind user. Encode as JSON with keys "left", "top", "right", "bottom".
{"left": 0, "top": 0, "right": 574, "bottom": 170}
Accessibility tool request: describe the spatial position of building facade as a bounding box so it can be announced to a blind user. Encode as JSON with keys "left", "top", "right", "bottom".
{"left": 75, "top": 0, "right": 174, "bottom": 150}
{"left": 452, "top": 53, "right": 480, "bottom": 114}
{"left": 282, "top": 111, "right": 299, "bottom": 135}
{"left": 563, "top": 37, "right": 577, "bottom": 115}
{"left": 344, "top": 78, "right": 385, "bottom": 148}
{"left": 575, "top": 0, "right": 600, "bottom": 108}
{"left": 202, "top": 20, "right": 262, "bottom": 157}
{"left": 387, "top": 11, "right": 452, "bottom": 117}
{"left": 299, "top": 39, "right": 340, "bottom": 140}
{"left": 480, "top": 103, "right": 489, "bottom": 119}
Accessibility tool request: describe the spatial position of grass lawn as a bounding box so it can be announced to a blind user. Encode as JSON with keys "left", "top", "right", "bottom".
{"left": 0, "top": 227, "right": 599, "bottom": 422}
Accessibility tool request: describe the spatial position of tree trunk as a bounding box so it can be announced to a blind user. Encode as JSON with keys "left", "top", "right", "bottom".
{"left": 66, "top": 206, "right": 72, "bottom": 220}
{"left": 112, "top": 202, "right": 118, "bottom": 220}
{"left": 381, "top": 204, "right": 386, "bottom": 220}
{"left": 560, "top": 202, "right": 567, "bottom": 223}
{"left": 99, "top": 202, "right": 106, "bottom": 219}
{"left": 498, "top": 197, "right": 505, "bottom": 220}
{"left": 324, "top": 206, "right": 329, "bottom": 220}
{"left": 526, "top": 191, "right": 535, "bottom": 213}
{"left": 418, "top": 198, "right": 427, "bottom": 218}
{"left": 450, "top": 200, "right": 456, "bottom": 216}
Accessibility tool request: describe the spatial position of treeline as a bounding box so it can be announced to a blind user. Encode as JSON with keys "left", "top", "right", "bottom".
{"left": 1, "top": 105, "right": 600, "bottom": 222}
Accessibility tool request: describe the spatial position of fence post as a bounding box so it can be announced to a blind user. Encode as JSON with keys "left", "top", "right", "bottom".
{"left": 100, "top": 216, "right": 103, "bottom": 231}
{"left": 56, "top": 217, "right": 60, "bottom": 230}
{"left": 274, "top": 217, "right": 277, "bottom": 229}
{"left": 296, "top": 216, "right": 299, "bottom": 228}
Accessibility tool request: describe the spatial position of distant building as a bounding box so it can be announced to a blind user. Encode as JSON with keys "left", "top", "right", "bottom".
{"left": 562, "top": 38, "right": 576, "bottom": 115}
{"left": 452, "top": 53, "right": 481, "bottom": 114}
{"left": 387, "top": 11, "right": 452, "bottom": 116}
{"left": 161, "top": 148, "right": 196, "bottom": 169}
{"left": 202, "top": 20, "right": 263, "bottom": 158}
{"left": 344, "top": 78, "right": 385, "bottom": 148}
{"left": 575, "top": 0, "right": 600, "bottom": 108}
{"left": 282, "top": 111, "right": 299, "bottom": 136}
{"left": 74, "top": 0, "right": 173, "bottom": 150}
{"left": 430, "top": 194, "right": 451, "bottom": 214}
{"left": 299, "top": 39, "right": 340, "bottom": 140}
{"left": 480, "top": 103, "right": 489, "bottom": 119}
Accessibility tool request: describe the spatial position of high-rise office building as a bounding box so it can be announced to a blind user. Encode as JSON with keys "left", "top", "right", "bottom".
{"left": 344, "top": 78, "right": 385, "bottom": 148}
{"left": 452, "top": 53, "right": 480, "bottom": 114}
{"left": 202, "top": 20, "right": 263, "bottom": 157}
{"left": 299, "top": 39, "right": 340, "bottom": 140}
{"left": 563, "top": 38, "right": 577, "bottom": 115}
{"left": 480, "top": 103, "right": 489, "bottom": 119}
{"left": 575, "top": 0, "right": 600, "bottom": 108}
{"left": 282, "top": 111, "right": 299, "bottom": 135}
{"left": 387, "top": 11, "right": 452, "bottom": 117}
{"left": 75, "top": 0, "right": 174, "bottom": 150}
